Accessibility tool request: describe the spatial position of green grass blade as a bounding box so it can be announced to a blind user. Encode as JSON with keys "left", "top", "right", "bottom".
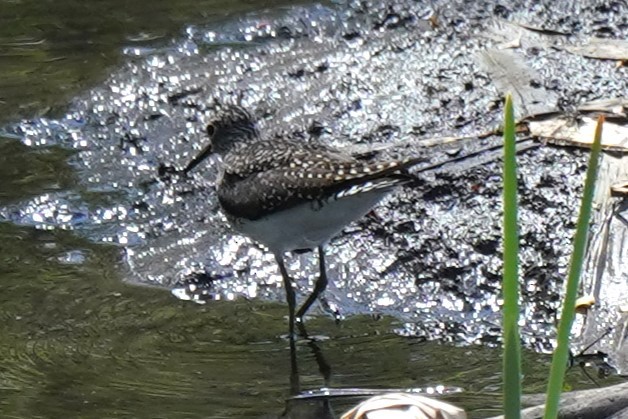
{"left": 502, "top": 94, "right": 521, "bottom": 418}
{"left": 543, "top": 116, "right": 604, "bottom": 419}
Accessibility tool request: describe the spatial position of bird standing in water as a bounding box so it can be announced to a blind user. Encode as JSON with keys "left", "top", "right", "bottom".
{"left": 183, "top": 106, "right": 423, "bottom": 338}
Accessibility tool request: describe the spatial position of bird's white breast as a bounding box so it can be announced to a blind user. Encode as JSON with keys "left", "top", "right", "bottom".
{"left": 229, "top": 189, "right": 393, "bottom": 254}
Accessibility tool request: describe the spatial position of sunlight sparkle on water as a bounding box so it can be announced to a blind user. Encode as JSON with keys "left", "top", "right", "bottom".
{"left": 376, "top": 295, "right": 395, "bottom": 307}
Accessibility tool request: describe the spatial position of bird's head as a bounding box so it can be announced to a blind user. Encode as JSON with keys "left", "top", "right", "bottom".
{"left": 183, "top": 105, "right": 259, "bottom": 174}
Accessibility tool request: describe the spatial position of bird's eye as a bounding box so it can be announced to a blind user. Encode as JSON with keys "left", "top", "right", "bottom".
{"left": 207, "top": 124, "right": 215, "bottom": 137}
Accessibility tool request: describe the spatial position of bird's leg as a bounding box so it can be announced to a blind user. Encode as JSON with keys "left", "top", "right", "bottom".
{"left": 275, "top": 254, "right": 296, "bottom": 340}
{"left": 296, "top": 246, "right": 329, "bottom": 325}
{"left": 288, "top": 332, "right": 300, "bottom": 395}
{"left": 307, "top": 338, "right": 332, "bottom": 386}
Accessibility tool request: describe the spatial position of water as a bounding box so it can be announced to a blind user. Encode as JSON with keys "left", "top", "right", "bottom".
{"left": 1, "top": 0, "right": 626, "bottom": 417}
{"left": 0, "top": 221, "right": 495, "bottom": 417}
{"left": 0, "top": 218, "right": 566, "bottom": 418}
{"left": 0, "top": 0, "right": 310, "bottom": 124}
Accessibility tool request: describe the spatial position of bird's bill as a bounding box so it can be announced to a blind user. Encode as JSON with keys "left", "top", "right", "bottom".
{"left": 183, "top": 142, "right": 213, "bottom": 174}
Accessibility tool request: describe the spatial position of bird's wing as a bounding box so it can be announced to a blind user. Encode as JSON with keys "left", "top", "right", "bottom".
{"left": 221, "top": 140, "right": 352, "bottom": 176}
{"left": 218, "top": 145, "right": 412, "bottom": 220}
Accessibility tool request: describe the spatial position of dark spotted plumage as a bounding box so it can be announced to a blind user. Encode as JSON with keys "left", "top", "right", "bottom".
{"left": 218, "top": 138, "right": 413, "bottom": 220}
{"left": 183, "top": 105, "right": 424, "bottom": 337}
{"left": 184, "top": 106, "right": 422, "bottom": 220}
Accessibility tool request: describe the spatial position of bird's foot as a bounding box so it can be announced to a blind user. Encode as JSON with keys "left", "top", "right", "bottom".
{"left": 320, "top": 295, "right": 343, "bottom": 324}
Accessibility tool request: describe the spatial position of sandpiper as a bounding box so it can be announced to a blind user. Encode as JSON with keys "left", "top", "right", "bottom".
{"left": 183, "top": 105, "right": 425, "bottom": 337}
